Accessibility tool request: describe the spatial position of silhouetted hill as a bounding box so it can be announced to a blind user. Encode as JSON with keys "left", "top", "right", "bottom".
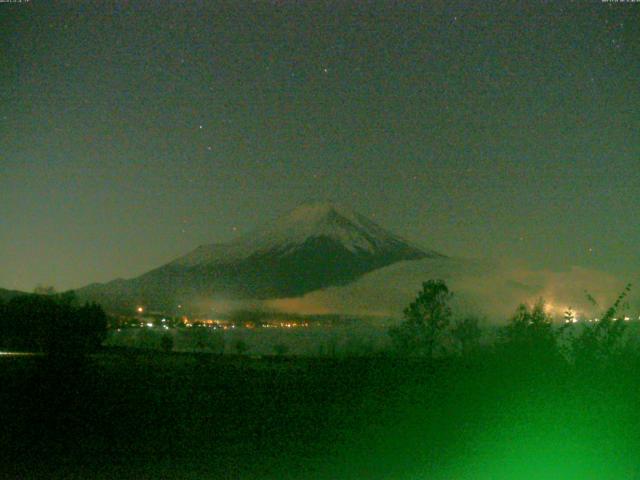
{"left": 0, "top": 288, "right": 25, "bottom": 302}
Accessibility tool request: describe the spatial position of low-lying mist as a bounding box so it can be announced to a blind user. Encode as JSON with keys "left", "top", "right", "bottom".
{"left": 190, "top": 257, "right": 637, "bottom": 324}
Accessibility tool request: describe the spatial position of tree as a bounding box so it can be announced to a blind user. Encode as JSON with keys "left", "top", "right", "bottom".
{"left": 451, "top": 316, "right": 482, "bottom": 355}
{"left": 0, "top": 292, "right": 107, "bottom": 356}
{"left": 160, "top": 333, "right": 174, "bottom": 353}
{"left": 33, "top": 285, "right": 56, "bottom": 295}
{"left": 234, "top": 339, "right": 248, "bottom": 356}
{"left": 499, "top": 300, "right": 557, "bottom": 359}
{"left": 273, "top": 343, "right": 289, "bottom": 356}
{"left": 0, "top": 297, "right": 5, "bottom": 346}
{"left": 73, "top": 300, "right": 108, "bottom": 353}
{"left": 389, "top": 279, "right": 453, "bottom": 357}
{"left": 571, "top": 284, "right": 632, "bottom": 366}
{"left": 189, "top": 327, "right": 225, "bottom": 354}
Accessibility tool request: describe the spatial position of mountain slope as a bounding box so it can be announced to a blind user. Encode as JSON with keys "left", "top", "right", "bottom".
{"left": 78, "top": 203, "right": 441, "bottom": 311}
{"left": 172, "top": 203, "right": 435, "bottom": 267}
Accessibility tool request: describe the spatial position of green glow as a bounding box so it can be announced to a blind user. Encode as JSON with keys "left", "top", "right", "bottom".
{"left": 418, "top": 376, "right": 637, "bottom": 480}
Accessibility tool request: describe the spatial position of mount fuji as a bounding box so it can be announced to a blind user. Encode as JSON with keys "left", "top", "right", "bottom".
{"left": 77, "top": 203, "right": 442, "bottom": 311}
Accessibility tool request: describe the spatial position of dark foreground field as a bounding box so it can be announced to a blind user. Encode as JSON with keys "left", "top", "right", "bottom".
{"left": 2, "top": 349, "right": 640, "bottom": 479}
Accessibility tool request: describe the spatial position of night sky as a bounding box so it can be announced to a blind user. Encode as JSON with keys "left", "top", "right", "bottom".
{"left": 1, "top": 1, "right": 638, "bottom": 292}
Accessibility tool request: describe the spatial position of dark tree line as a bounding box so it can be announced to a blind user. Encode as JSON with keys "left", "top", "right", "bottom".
{"left": 389, "top": 279, "right": 634, "bottom": 366}
{"left": 0, "top": 291, "right": 108, "bottom": 356}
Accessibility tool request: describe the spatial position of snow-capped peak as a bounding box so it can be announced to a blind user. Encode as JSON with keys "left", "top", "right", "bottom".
{"left": 236, "top": 202, "right": 418, "bottom": 254}
{"left": 173, "top": 202, "right": 430, "bottom": 267}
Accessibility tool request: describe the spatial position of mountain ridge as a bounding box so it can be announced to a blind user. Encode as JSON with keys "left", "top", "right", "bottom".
{"left": 0, "top": 288, "right": 25, "bottom": 302}
{"left": 171, "top": 203, "right": 440, "bottom": 267}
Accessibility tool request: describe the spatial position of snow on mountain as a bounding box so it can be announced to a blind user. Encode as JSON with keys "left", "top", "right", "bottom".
{"left": 77, "top": 203, "right": 633, "bottom": 320}
{"left": 77, "top": 202, "right": 442, "bottom": 310}
{"left": 172, "top": 202, "right": 438, "bottom": 267}
{"left": 243, "top": 202, "right": 415, "bottom": 254}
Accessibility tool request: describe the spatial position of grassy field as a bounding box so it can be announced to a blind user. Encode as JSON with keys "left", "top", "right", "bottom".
{"left": 2, "top": 348, "right": 640, "bottom": 479}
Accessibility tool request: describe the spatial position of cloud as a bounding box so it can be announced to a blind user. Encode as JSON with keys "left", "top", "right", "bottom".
{"left": 263, "top": 258, "right": 636, "bottom": 323}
